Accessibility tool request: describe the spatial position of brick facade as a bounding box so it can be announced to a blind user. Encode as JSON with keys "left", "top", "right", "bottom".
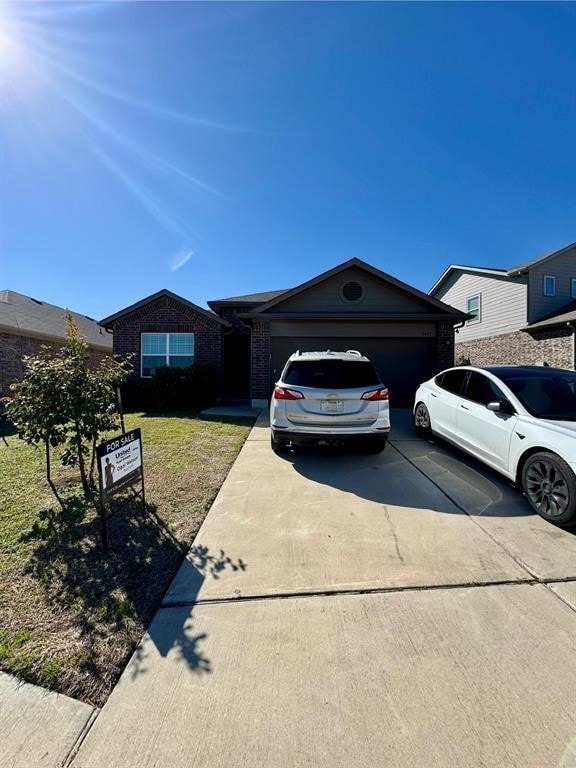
{"left": 250, "top": 320, "right": 271, "bottom": 402}
{"left": 435, "top": 321, "right": 456, "bottom": 371}
{"left": 455, "top": 328, "right": 575, "bottom": 369}
{"left": 109, "top": 295, "right": 224, "bottom": 379}
{"left": 0, "top": 331, "right": 109, "bottom": 396}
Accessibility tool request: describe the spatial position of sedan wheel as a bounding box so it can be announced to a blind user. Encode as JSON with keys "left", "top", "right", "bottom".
{"left": 414, "top": 402, "right": 432, "bottom": 437}
{"left": 522, "top": 452, "right": 576, "bottom": 525}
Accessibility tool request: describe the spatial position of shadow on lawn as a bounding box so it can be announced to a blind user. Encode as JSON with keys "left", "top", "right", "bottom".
{"left": 20, "top": 495, "right": 246, "bottom": 702}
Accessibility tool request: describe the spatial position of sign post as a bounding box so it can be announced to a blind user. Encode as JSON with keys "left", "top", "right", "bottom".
{"left": 96, "top": 428, "right": 145, "bottom": 552}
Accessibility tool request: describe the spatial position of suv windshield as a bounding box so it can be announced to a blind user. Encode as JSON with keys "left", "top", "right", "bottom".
{"left": 502, "top": 371, "right": 576, "bottom": 420}
{"left": 283, "top": 360, "right": 381, "bottom": 389}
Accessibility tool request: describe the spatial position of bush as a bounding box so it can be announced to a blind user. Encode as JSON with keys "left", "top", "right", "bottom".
{"left": 121, "top": 364, "right": 219, "bottom": 412}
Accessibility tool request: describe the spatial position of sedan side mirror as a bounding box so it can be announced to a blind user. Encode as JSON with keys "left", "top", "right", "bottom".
{"left": 487, "top": 399, "right": 515, "bottom": 415}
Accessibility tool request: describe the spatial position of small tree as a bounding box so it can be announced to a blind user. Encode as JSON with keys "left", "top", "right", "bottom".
{"left": 8, "top": 316, "right": 132, "bottom": 505}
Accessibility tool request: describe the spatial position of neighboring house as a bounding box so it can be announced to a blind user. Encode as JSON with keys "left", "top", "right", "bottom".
{"left": 430, "top": 242, "right": 576, "bottom": 370}
{"left": 0, "top": 290, "right": 113, "bottom": 395}
{"left": 101, "top": 258, "right": 468, "bottom": 407}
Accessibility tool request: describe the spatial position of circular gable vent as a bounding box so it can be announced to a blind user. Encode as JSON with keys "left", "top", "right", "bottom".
{"left": 341, "top": 280, "right": 364, "bottom": 303}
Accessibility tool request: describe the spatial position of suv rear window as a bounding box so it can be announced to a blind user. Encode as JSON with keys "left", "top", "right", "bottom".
{"left": 283, "top": 360, "right": 381, "bottom": 389}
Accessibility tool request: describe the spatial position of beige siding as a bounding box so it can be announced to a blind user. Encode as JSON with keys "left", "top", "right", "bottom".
{"left": 265, "top": 267, "right": 432, "bottom": 314}
{"left": 528, "top": 246, "right": 576, "bottom": 323}
{"left": 435, "top": 272, "right": 527, "bottom": 341}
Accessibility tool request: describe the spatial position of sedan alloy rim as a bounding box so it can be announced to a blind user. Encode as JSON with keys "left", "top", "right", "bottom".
{"left": 525, "top": 460, "right": 570, "bottom": 517}
{"left": 415, "top": 405, "right": 430, "bottom": 429}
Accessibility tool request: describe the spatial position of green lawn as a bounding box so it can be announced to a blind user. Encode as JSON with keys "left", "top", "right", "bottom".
{"left": 0, "top": 412, "right": 252, "bottom": 706}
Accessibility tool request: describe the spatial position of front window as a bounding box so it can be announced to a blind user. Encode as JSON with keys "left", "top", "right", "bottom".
{"left": 466, "top": 294, "right": 481, "bottom": 324}
{"left": 464, "top": 372, "right": 507, "bottom": 406}
{"left": 543, "top": 275, "right": 556, "bottom": 297}
{"left": 141, "top": 332, "right": 194, "bottom": 377}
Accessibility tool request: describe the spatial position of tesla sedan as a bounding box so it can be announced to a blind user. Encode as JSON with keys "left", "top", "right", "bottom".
{"left": 413, "top": 366, "right": 576, "bottom": 525}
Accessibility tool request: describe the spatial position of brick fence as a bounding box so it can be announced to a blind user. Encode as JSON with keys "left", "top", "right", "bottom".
{"left": 455, "top": 328, "right": 575, "bottom": 369}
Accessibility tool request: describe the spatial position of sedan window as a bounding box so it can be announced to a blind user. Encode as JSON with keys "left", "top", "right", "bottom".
{"left": 437, "top": 369, "right": 467, "bottom": 396}
{"left": 464, "top": 372, "right": 507, "bottom": 406}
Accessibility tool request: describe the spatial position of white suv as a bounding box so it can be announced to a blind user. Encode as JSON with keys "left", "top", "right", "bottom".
{"left": 270, "top": 350, "right": 390, "bottom": 453}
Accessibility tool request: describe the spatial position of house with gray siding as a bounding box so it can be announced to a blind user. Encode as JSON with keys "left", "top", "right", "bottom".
{"left": 430, "top": 242, "right": 576, "bottom": 370}
{"left": 102, "top": 258, "right": 469, "bottom": 408}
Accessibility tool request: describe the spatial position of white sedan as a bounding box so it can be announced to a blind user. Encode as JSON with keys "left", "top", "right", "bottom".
{"left": 413, "top": 365, "right": 576, "bottom": 525}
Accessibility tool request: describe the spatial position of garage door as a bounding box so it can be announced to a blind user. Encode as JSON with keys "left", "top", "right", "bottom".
{"left": 271, "top": 337, "right": 437, "bottom": 407}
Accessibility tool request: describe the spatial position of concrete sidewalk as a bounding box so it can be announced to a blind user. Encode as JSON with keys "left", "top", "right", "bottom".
{"left": 69, "top": 409, "right": 576, "bottom": 768}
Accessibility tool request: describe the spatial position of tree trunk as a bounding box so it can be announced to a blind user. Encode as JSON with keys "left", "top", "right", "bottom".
{"left": 75, "top": 423, "right": 90, "bottom": 498}
{"left": 45, "top": 439, "right": 65, "bottom": 509}
{"left": 89, "top": 435, "right": 97, "bottom": 489}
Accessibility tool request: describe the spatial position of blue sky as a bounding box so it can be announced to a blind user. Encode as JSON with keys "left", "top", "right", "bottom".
{"left": 1, "top": 1, "right": 575, "bottom": 320}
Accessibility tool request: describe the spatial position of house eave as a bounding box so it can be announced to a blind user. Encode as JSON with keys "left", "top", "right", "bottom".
{"left": 239, "top": 311, "right": 471, "bottom": 322}
{"left": 101, "top": 289, "right": 230, "bottom": 328}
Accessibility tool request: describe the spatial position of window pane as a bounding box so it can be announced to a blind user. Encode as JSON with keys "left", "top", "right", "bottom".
{"left": 465, "top": 372, "right": 505, "bottom": 406}
{"left": 142, "top": 355, "right": 168, "bottom": 377}
{"left": 571, "top": 279, "right": 576, "bottom": 298}
{"left": 168, "top": 355, "right": 194, "bottom": 369}
{"left": 283, "top": 360, "right": 380, "bottom": 389}
{"left": 467, "top": 296, "right": 479, "bottom": 312}
{"left": 142, "top": 333, "right": 167, "bottom": 354}
{"left": 543, "top": 276, "right": 555, "bottom": 296}
{"left": 440, "top": 369, "right": 467, "bottom": 395}
{"left": 168, "top": 333, "right": 194, "bottom": 355}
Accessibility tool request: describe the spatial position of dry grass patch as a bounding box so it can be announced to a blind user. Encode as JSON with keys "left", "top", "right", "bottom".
{"left": 0, "top": 412, "right": 252, "bottom": 706}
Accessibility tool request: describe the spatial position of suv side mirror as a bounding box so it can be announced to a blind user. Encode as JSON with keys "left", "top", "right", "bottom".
{"left": 487, "top": 399, "right": 515, "bottom": 415}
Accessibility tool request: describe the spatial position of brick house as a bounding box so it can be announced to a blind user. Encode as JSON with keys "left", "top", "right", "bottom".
{"left": 0, "top": 290, "right": 112, "bottom": 395}
{"left": 429, "top": 242, "right": 576, "bottom": 370}
{"left": 102, "top": 258, "right": 468, "bottom": 407}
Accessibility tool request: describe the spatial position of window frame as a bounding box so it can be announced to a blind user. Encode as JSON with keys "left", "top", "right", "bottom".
{"left": 466, "top": 293, "right": 481, "bottom": 324}
{"left": 543, "top": 275, "right": 556, "bottom": 297}
{"left": 140, "top": 332, "right": 195, "bottom": 378}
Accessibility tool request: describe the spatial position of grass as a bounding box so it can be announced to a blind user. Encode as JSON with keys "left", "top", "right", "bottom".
{"left": 0, "top": 412, "right": 253, "bottom": 706}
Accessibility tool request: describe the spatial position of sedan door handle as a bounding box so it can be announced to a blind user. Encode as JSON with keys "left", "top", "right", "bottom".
{"left": 459, "top": 404, "right": 469, "bottom": 410}
{"left": 430, "top": 392, "right": 438, "bottom": 398}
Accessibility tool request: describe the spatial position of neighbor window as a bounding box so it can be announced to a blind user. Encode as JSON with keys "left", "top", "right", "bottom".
{"left": 543, "top": 275, "right": 556, "bottom": 297}
{"left": 466, "top": 294, "right": 481, "bottom": 323}
{"left": 571, "top": 278, "right": 576, "bottom": 298}
{"left": 141, "top": 333, "right": 194, "bottom": 377}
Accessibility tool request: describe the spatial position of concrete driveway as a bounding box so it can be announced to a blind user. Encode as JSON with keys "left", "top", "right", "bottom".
{"left": 68, "top": 410, "right": 576, "bottom": 768}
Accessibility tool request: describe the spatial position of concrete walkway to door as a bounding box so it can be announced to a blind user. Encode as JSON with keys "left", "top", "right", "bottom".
{"left": 64, "top": 410, "right": 576, "bottom": 768}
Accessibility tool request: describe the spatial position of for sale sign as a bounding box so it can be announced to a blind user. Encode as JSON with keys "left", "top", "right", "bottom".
{"left": 96, "top": 428, "right": 142, "bottom": 498}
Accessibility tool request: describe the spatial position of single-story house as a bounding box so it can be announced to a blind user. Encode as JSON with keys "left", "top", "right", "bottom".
{"left": 0, "top": 290, "right": 113, "bottom": 395}
{"left": 100, "top": 258, "right": 469, "bottom": 407}
{"left": 429, "top": 241, "right": 576, "bottom": 370}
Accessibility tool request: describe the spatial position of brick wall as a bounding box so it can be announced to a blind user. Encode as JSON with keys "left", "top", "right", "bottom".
{"left": 455, "top": 328, "right": 575, "bottom": 369}
{"left": 110, "top": 296, "right": 224, "bottom": 378}
{"left": 0, "top": 331, "right": 109, "bottom": 396}
{"left": 250, "top": 320, "right": 271, "bottom": 401}
{"left": 436, "top": 321, "right": 456, "bottom": 370}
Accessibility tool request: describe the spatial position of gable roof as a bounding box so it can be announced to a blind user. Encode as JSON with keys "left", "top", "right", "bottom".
{"left": 0, "top": 290, "right": 112, "bottom": 350}
{"left": 429, "top": 266, "right": 509, "bottom": 295}
{"left": 430, "top": 241, "right": 576, "bottom": 295}
{"left": 207, "top": 289, "right": 288, "bottom": 310}
{"left": 242, "top": 257, "right": 468, "bottom": 319}
{"left": 523, "top": 299, "right": 576, "bottom": 331}
{"left": 508, "top": 241, "right": 576, "bottom": 276}
{"left": 100, "top": 289, "right": 230, "bottom": 327}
